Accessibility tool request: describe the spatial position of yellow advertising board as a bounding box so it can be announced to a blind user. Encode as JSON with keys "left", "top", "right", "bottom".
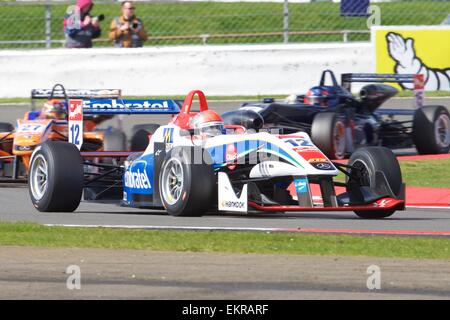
{"left": 372, "top": 26, "right": 450, "bottom": 91}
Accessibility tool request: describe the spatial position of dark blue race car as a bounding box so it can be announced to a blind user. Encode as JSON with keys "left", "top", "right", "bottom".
{"left": 222, "top": 70, "right": 450, "bottom": 159}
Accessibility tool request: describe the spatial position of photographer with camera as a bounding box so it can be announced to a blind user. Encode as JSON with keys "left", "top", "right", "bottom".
{"left": 64, "top": 0, "right": 102, "bottom": 48}
{"left": 109, "top": 1, "right": 148, "bottom": 48}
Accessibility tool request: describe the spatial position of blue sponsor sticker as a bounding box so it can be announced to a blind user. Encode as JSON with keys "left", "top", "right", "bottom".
{"left": 294, "top": 178, "right": 309, "bottom": 194}
{"left": 123, "top": 155, "right": 154, "bottom": 195}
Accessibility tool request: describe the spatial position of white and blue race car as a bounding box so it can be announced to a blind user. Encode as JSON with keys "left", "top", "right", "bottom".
{"left": 28, "top": 90, "right": 405, "bottom": 219}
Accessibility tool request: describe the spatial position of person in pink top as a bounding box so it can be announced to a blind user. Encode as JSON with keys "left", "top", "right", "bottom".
{"left": 64, "top": 0, "right": 102, "bottom": 48}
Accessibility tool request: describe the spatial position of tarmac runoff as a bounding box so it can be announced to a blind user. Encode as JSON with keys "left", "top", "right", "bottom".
{"left": 2, "top": 247, "right": 449, "bottom": 299}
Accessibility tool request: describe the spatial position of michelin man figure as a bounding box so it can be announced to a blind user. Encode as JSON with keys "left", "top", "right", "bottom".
{"left": 387, "top": 32, "right": 450, "bottom": 91}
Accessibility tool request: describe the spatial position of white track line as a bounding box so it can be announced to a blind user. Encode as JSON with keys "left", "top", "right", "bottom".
{"left": 43, "top": 223, "right": 450, "bottom": 237}
{"left": 406, "top": 205, "right": 450, "bottom": 209}
{"left": 44, "top": 224, "right": 278, "bottom": 232}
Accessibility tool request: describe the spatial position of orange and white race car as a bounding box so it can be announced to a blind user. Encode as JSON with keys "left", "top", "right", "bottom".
{"left": 0, "top": 84, "right": 126, "bottom": 181}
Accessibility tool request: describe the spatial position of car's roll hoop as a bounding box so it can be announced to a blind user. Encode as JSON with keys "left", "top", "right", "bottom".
{"left": 171, "top": 90, "right": 209, "bottom": 129}
{"left": 181, "top": 90, "right": 209, "bottom": 113}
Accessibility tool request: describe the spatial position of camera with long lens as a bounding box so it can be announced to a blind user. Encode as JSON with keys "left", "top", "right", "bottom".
{"left": 92, "top": 14, "right": 105, "bottom": 23}
{"left": 132, "top": 22, "right": 139, "bottom": 29}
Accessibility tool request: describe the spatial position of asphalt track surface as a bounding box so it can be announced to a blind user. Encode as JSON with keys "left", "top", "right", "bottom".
{"left": 1, "top": 183, "right": 450, "bottom": 234}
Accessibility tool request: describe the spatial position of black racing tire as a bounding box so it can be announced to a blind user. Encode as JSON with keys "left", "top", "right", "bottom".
{"left": 159, "top": 147, "right": 215, "bottom": 216}
{"left": 413, "top": 105, "right": 450, "bottom": 154}
{"left": 0, "top": 122, "right": 14, "bottom": 132}
{"left": 311, "top": 112, "right": 346, "bottom": 160}
{"left": 346, "top": 146, "right": 402, "bottom": 219}
{"left": 131, "top": 124, "right": 161, "bottom": 136}
{"left": 28, "top": 141, "right": 83, "bottom": 212}
{"left": 0, "top": 122, "right": 14, "bottom": 177}
{"left": 102, "top": 128, "right": 127, "bottom": 151}
{"left": 130, "top": 124, "right": 160, "bottom": 151}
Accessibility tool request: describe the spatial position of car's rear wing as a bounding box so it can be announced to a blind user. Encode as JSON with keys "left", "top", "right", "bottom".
{"left": 30, "top": 84, "right": 122, "bottom": 110}
{"left": 341, "top": 73, "right": 425, "bottom": 109}
{"left": 341, "top": 73, "right": 419, "bottom": 91}
{"left": 77, "top": 98, "right": 181, "bottom": 115}
{"left": 31, "top": 88, "right": 122, "bottom": 100}
{"left": 68, "top": 98, "right": 180, "bottom": 150}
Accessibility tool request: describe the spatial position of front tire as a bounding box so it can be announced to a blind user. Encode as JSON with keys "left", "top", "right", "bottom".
{"left": 347, "top": 147, "right": 402, "bottom": 219}
{"left": 130, "top": 124, "right": 160, "bottom": 151}
{"left": 28, "top": 141, "right": 83, "bottom": 212}
{"left": 413, "top": 105, "right": 450, "bottom": 154}
{"left": 159, "top": 147, "right": 215, "bottom": 216}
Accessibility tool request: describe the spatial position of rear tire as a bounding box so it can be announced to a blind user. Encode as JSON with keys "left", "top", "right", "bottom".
{"left": 0, "top": 122, "right": 14, "bottom": 132}
{"left": 28, "top": 141, "right": 83, "bottom": 212}
{"left": 413, "top": 105, "right": 450, "bottom": 154}
{"left": 311, "top": 112, "right": 346, "bottom": 159}
{"left": 159, "top": 147, "right": 215, "bottom": 216}
{"left": 0, "top": 122, "right": 14, "bottom": 177}
{"left": 130, "top": 124, "right": 160, "bottom": 151}
{"left": 347, "top": 147, "right": 402, "bottom": 219}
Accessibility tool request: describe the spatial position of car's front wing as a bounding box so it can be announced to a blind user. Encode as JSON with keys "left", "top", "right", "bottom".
{"left": 248, "top": 197, "right": 405, "bottom": 212}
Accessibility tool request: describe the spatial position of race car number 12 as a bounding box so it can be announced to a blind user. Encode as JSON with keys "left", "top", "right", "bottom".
{"left": 68, "top": 99, "right": 84, "bottom": 150}
{"left": 70, "top": 124, "right": 80, "bottom": 146}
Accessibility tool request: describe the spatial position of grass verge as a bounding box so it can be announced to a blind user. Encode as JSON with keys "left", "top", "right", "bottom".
{"left": 0, "top": 221, "right": 450, "bottom": 260}
{"left": 400, "top": 158, "right": 450, "bottom": 189}
{"left": 397, "top": 91, "right": 450, "bottom": 98}
{"left": 335, "top": 158, "right": 450, "bottom": 189}
{"left": 1, "top": 91, "right": 449, "bottom": 104}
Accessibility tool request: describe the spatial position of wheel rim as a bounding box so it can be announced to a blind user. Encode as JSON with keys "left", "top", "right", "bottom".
{"left": 161, "top": 157, "right": 184, "bottom": 206}
{"left": 333, "top": 120, "right": 346, "bottom": 159}
{"left": 351, "top": 159, "right": 371, "bottom": 187}
{"left": 435, "top": 113, "right": 450, "bottom": 148}
{"left": 30, "top": 154, "right": 48, "bottom": 201}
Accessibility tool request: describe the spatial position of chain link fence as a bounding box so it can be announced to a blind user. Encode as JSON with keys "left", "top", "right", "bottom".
{"left": 0, "top": 0, "right": 448, "bottom": 49}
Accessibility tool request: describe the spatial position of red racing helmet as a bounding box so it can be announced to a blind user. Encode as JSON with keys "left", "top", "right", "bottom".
{"left": 190, "top": 110, "right": 224, "bottom": 137}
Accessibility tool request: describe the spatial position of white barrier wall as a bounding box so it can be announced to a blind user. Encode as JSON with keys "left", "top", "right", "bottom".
{"left": 0, "top": 43, "right": 373, "bottom": 98}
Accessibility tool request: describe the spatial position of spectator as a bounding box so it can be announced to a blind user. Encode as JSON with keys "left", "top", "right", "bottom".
{"left": 109, "top": 1, "right": 148, "bottom": 48}
{"left": 64, "top": 0, "right": 101, "bottom": 48}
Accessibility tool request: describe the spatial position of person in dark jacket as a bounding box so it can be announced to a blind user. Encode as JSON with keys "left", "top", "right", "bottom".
{"left": 64, "top": 0, "right": 101, "bottom": 48}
